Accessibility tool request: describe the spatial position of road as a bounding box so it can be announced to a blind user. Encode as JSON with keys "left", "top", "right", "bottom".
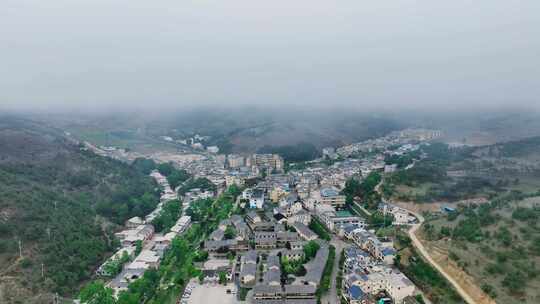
{"left": 375, "top": 179, "right": 476, "bottom": 304}
{"left": 321, "top": 236, "right": 346, "bottom": 304}
{"left": 405, "top": 209, "right": 477, "bottom": 304}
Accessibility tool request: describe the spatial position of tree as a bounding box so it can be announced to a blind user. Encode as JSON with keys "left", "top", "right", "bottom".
{"left": 303, "top": 241, "right": 320, "bottom": 261}
{"left": 157, "top": 162, "right": 175, "bottom": 176}
{"left": 502, "top": 271, "right": 526, "bottom": 293}
{"left": 79, "top": 281, "right": 116, "bottom": 304}
{"left": 218, "top": 271, "right": 227, "bottom": 284}
{"left": 224, "top": 226, "right": 236, "bottom": 240}
{"left": 131, "top": 158, "right": 156, "bottom": 174}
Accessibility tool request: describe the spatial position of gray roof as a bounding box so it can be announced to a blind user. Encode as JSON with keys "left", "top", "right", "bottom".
{"left": 240, "top": 263, "right": 257, "bottom": 277}
{"left": 230, "top": 215, "right": 244, "bottom": 225}
{"left": 284, "top": 300, "right": 317, "bottom": 304}
{"left": 267, "top": 254, "right": 280, "bottom": 269}
{"left": 276, "top": 231, "right": 300, "bottom": 242}
{"left": 264, "top": 268, "right": 281, "bottom": 284}
{"left": 284, "top": 284, "right": 317, "bottom": 295}
{"left": 304, "top": 245, "right": 329, "bottom": 285}
{"left": 204, "top": 239, "right": 237, "bottom": 250}
{"left": 292, "top": 222, "right": 317, "bottom": 240}
{"left": 252, "top": 284, "right": 283, "bottom": 295}
{"left": 210, "top": 229, "right": 225, "bottom": 241}
{"left": 243, "top": 250, "right": 258, "bottom": 264}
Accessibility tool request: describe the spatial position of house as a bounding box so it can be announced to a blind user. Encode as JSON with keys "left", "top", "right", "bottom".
{"left": 242, "top": 188, "right": 254, "bottom": 200}
{"left": 133, "top": 249, "right": 161, "bottom": 268}
{"left": 315, "top": 205, "right": 364, "bottom": 232}
{"left": 96, "top": 246, "right": 136, "bottom": 276}
{"left": 291, "top": 222, "right": 318, "bottom": 241}
{"left": 205, "top": 239, "right": 249, "bottom": 254}
{"left": 289, "top": 241, "right": 306, "bottom": 251}
{"left": 319, "top": 187, "right": 346, "bottom": 209}
{"left": 287, "top": 209, "right": 311, "bottom": 226}
{"left": 284, "top": 285, "right": 317, "bottom": 300}
{"left": 170, "top": 216, "right": 191, "bottom": 234}
{"left": 239, "top": 250, "right": 258, "bottom": 287}
{"left": 125, "top": 216, "right": 144, "bottom": 228}
{"left": 270, "top": 184, "right": 290, "bottom": 203}
{"left": 255, "top": 232, "right": 277, "bottom": 249}
{"left": 385, "top": 271, "right": 415, "bottom": 304}
{"left": 240, "top": 263, "right": 257, "bottom": 287}
{"left": 246, "top": 211, "right": 275, "bottom": 232}
{"left": 252, "top": 285, "right": 283, "bottom": 300}
{"left": 210, "top": 228, "right": 225, "bottom": 241}
{"left": 276, "top": 231, "right": 300, "bottom": 246}
{"left": 207, "top": 146, "right": 219, "bottom": 153}
{"left": 115, "top": 225, "right": 154, "bottom": 247}
{"left": 347, "top": 285, "right": 373, "bottom": 304}
{"left": 282, "top": 249, "right": 304, "bottom": 261}
{"left": 343, "top": 247, "right": 374, "bottom": 272}
{"left": 349, "top": 228, "right": 395, "bottom": 264}
{"left": 303, "top": 244, "right": 329, "bottom": 287}
{"left": 250, "top": 189, "right": 266, "bottom": 209}
{"left": 264, "top": 269, "right": 281, "bottom": 286}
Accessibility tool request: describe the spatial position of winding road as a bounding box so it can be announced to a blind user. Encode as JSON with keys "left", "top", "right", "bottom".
{"left": 376, "top": 180, "right": 477, "bottom": 304}
{"left": 404, "top": 209, "right": 477, "bottom": 304}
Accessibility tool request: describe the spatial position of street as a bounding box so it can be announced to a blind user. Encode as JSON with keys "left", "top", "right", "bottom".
{"left": 321, "top": 236, "right": 347, "bottom": 304}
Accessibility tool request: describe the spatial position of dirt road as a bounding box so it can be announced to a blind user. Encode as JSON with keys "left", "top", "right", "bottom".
{"left": 406, "top": 210, "right": 477, "bottom": 304}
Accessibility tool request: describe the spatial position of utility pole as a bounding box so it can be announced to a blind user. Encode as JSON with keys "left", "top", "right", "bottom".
{"left": 383, "top": 204, "right": 387, "bottom": 228}
{"left": 18, "top": 238, "right": 22, "bottom": 259}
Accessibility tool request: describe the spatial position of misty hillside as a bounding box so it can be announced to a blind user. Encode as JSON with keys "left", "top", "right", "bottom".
{"left": 0, "top": 117, "right": 159, "bottom": 303}
{"left": 40, "top": 108, "right": 406, "bottom": 154}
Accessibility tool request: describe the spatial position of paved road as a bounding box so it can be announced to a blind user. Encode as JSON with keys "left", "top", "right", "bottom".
{"left": 321, "top": 236, "right": 346, "bottom": 304}
{"left": 405, "top": 209, "right": 477, "bottom": 304}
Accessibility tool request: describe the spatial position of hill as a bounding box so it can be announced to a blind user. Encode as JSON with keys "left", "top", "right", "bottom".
{"left": 0, "top": 116, "right": 159, "bottom": 303}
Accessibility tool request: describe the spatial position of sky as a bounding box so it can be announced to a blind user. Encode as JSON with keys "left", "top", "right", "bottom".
{"left": 1, "top": 0, "right": 539, "bottom": 112}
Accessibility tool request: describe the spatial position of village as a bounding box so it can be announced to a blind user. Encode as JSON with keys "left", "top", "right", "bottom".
{"left": 88, "top": 128, "right": 442, "bottom": 304}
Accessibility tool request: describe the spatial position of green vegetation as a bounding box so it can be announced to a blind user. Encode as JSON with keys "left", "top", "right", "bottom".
{"left": 303, "top": 240, "right": 321, "bottom": 260}
{"left": 154, "top": 162, "right": 191, "bottom": 189}
{"left": 281, "top": 256, "right": 307, "bottom": 277}
{"left": 421, "top": 190, "right": 540, "bottom": 303}
{"left": 178, "top": 177, "right": 217, "bottom": 195}
{"left": 151, "top": 199, "right": 182, "bottom": 233}
{"left": 224, "top": 226, "right": 236, "bottom": 240}
{"left": 499, "top": 136, "right": 540, "bottom": 157}
{"left": 336, "top": 250, "right": 345, "bottom": 297}
{"left": 101, "top": 251, "right": 132, "bottom": 278}
{"left": 316, "top": 245, "right": 336, "bottom": 299}
{"left": 381, "top": 143, "right": 507, "bottom": 202}
{"left": 79, "top": 281, "right": 116, "bottom": 304}
{"left": 132, "top": 157, "right": 157, "bottom": 175}
{"left": 342, "top": 171, "right": 381, "bottom": 210}
{"left": 79, "top": 186, "right": 239, "bottom": 304}
{"left": 0, "top": 122, "right": 160, "bottom": 300}
{"left": 397, "top": 247, "right": 464, "bottom": 303}
{"left": 368, "top": 211, "right": 395, "bottom": 229}
{"left": 281, "top": 240, "right": 320, "bottom": 277}
{"left": 257, "top": 142, "right": 320, "bottom": 162}
{"left": 309, "top": 218, "right": 331, "bottom": 241}
{"left": 384, "top": 150, "right": 420, "bottom": 168}
{"left": 239, "top": 287, "right": 249, "bottom": 301}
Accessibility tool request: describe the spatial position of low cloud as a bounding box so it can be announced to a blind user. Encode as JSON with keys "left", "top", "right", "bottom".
{"left": 1, "top": 0, "right": 539, "bottom": 112}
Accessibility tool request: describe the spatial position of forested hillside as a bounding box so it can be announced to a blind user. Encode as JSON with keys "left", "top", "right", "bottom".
{"left": 0, "top": 117, "right": 159, "bottom": 303}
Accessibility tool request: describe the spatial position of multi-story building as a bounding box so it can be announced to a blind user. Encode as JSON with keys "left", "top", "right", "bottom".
{"left": 319, "top": 187, "right": 346, "bottom": 209}
{"left": 227, "top": 154, "right": 245, "bottom": 168}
